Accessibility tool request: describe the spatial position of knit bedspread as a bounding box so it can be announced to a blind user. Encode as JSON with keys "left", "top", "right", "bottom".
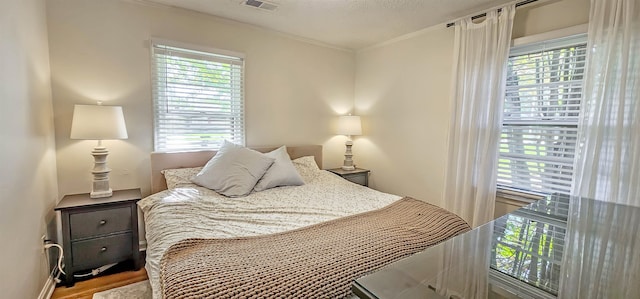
{"left": 159, "top": 197, "right": 470, "bottom": 299}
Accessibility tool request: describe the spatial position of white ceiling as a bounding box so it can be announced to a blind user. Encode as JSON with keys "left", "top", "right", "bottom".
{"left": 142, "top": 0, "right": 516, "bottom": 50}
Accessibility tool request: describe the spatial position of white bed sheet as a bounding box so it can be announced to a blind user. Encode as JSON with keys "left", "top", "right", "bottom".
{"left": 138, "top": 166, "right": 401, "bottom": 299}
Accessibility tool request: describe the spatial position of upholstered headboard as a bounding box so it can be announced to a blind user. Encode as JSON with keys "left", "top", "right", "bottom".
{"left": 150, "top": 145, "right": 323, "bottom": 194}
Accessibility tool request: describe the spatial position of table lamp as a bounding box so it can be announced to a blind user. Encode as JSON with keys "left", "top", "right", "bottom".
{"left": 70, "top": 103, "right": 128, "bottom": 198}
{"left": 336, "top": 115, "right": 362, "bottom": 171}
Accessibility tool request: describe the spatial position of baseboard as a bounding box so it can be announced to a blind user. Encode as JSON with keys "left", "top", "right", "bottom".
{"left": 37, "top": 275, "right": 56, "bottom": 299}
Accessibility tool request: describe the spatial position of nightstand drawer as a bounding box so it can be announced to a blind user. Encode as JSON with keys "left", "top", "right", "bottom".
{"left": 71, "top": 233, "right": 133, "bottom": 270}
{"left": 343, "top": 174, "right": 367, "bottom": 186}
{"left": 70, "top": 207, "right": 132, "bottom": 240}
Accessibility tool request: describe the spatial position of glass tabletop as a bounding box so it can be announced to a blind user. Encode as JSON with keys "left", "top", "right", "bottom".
{"left": 353, "top": 194, "right": 640, "bottom": 299}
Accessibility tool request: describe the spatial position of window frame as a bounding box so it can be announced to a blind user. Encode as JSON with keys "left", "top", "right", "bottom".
{"left": 150, "top": 38, "right": 246, "bottom": 152}
{"left": 496, "top": 34, "right": 588, "bottom": 199}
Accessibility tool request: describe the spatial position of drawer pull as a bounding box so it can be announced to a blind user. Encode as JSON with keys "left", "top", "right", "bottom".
{"left": 101, "top": 247, "right": 108, "bottom": 252}
{"left": 99, "top": 220, "right": 107, "bottom": 225}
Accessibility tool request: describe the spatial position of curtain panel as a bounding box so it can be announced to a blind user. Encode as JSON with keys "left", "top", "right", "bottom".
{"left": 443, "top": 4, "right": 516, "bottom": 228}
{"left": 561, "top": 1, "right": 640, "bottom": 297}
{"left": 571, "top": 0, "right": 640, "bottom": 206}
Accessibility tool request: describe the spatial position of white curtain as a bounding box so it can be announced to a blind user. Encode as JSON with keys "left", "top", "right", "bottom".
{"left": 558, "top": 197, "right": 640, "bottom": 298}
{"left": 571, "top": 0, "right": 640, "bottom": 206}
{"left": 560, "top": 1, "right": 640, "bottom": 297}
{"left": 443, "top": 4, "right": 515, "bottom": 228}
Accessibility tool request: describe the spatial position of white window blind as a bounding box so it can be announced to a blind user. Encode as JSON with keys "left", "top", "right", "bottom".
{"left": 152, "top": 41, "right": 245, "bottom": 151}
{"left": 498, "top": 35, "right": 587, "bottom": 195}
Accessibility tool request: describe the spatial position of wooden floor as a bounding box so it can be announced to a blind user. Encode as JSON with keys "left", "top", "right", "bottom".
{"left": 51, "top": 268, "right": 148, "bottom": 299}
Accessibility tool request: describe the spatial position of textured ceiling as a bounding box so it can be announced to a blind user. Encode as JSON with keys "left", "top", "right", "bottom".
{"left": 142, "top": 0, "right": 516, "bottom": 50}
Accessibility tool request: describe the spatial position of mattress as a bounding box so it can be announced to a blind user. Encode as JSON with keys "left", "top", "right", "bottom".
{"left": 138, "top": 164, "right": 401, "bottom": 299}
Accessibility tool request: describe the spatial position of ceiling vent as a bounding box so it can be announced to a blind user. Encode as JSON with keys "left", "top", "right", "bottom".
{"left": 242, "top": 0, "right": 278, "bottom": 11}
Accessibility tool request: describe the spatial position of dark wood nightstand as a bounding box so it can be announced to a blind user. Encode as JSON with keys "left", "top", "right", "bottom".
{"left": 327, "top": 168, "right": 370, "bottom": 187}
{"left": 55, "top": 188, "right": 142, "bottom": 286}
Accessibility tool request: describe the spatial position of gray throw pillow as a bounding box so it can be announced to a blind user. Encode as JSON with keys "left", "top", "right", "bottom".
{"left": 191, "top": 141, "right": 275, "bottom": 197}
{"left": 254, "top": 146, "right": 305, "bottom": 192}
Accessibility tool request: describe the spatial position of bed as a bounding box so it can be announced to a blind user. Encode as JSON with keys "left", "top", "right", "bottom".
{"left": 139, "top": 145, "right": 469, "bottom": 299}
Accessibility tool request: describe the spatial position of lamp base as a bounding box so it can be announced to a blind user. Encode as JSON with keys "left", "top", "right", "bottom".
{"left": 342, "top": 138, "right": 356, "bottom": 171}
{"left": 90, "top": 144, "right": 113, "bottom": 199}
{"left": 90, "top": 188, "right": 113, "bottom": 198}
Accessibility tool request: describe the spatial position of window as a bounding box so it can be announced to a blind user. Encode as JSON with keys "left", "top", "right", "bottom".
{"left": 151, "top": 40, "right": 245, "bottom": 151}
{"left": 497, "top": 35, "right": 587, "bottom": 195}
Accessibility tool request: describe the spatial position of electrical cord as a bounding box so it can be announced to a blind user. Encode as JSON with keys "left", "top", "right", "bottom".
{"left": 43, "top": 243, "right": 66, "bottom": 275}
{"left": 43, "top": 241, "right": 117, "bottom": 279}
{"left": 73, "top": 272, "right": 94, "bottom": 278}
{"left": 54, "top": 268, "right": 63, "bottom": 284}
{"left": 73, "top": 263, "right": 118, "bottom": 278}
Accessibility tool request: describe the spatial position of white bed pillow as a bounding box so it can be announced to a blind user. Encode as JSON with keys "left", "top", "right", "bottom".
{"left": 162, "top": 167, "right": 202, "bottom": 189}
{"left": 254, "top": 146, "right": 304, "bottom": 192}
{"left": 191, "top": 141, "right": 275, "bottom": 197}
{"left": 292, "top": 156, "right": 321, "bottom": 182}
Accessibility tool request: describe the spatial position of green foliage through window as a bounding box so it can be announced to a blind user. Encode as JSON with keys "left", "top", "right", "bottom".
{"left": 498, "top": 41, "right": 587, "bottom": 195}
{"left": 152, "top": 43, "right": 245, "bottom": 151}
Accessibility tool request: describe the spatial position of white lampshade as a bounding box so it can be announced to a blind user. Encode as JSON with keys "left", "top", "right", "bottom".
{"left": 336, "top": 115, "right": 362, "bottom": 136}
{"left": 70, "top": 105, "right": 128, "bottom": 140}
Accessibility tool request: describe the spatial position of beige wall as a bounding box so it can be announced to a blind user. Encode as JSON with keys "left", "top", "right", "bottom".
{"left": 354, "top": 0, "right": 589, "bottom": 207}
{"left": 354, "top": 27, "right": 454, "bottom": 206}
{"left": 47, "top": 0, "right": 356, "bottom": 198}
{"left": 494, "top": 197, "right": 528, "bottom": 218}
{"left": 0, "top": 0, "right": 59, "bottom": 297}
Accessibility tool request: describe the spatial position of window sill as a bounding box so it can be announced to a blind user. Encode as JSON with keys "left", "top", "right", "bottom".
{"left": 496, "top": 188, "right": 547, "bottom": 205}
